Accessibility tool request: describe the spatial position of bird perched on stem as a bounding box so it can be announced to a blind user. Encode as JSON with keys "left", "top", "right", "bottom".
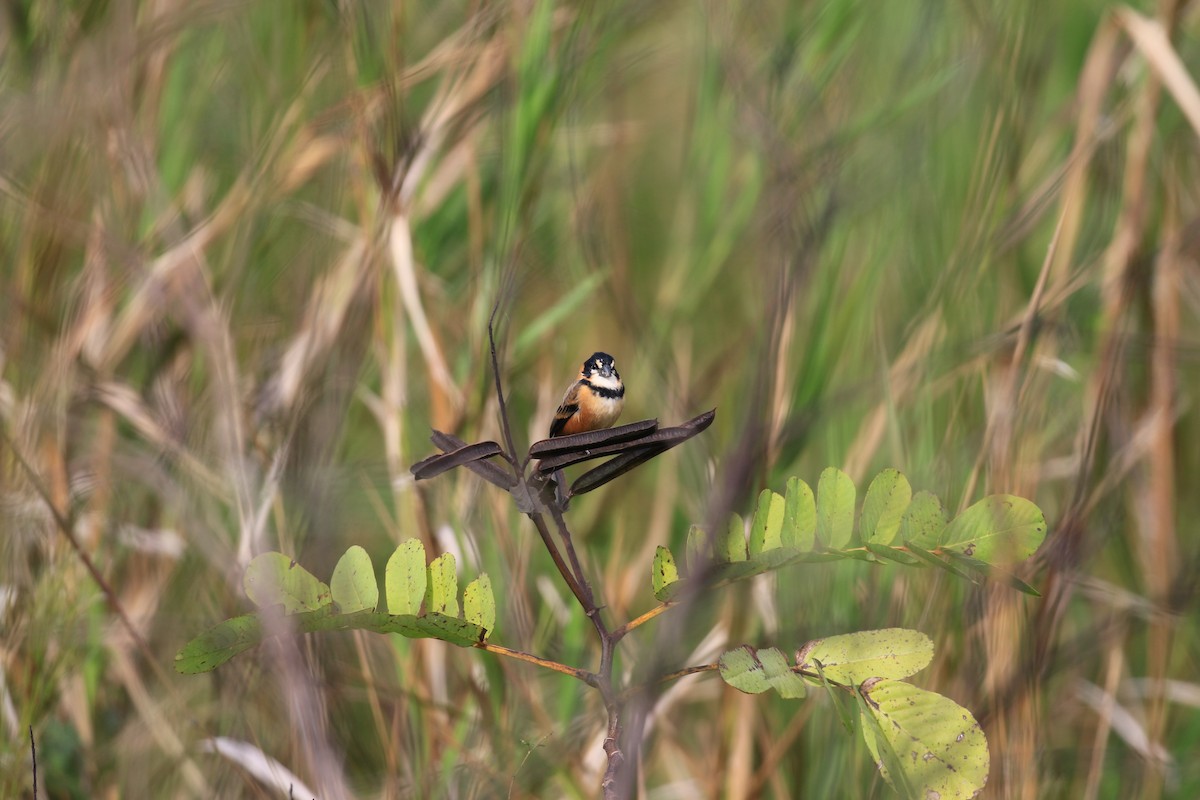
{"left": 549, "top": 352, "right": 624, "bottom": 438}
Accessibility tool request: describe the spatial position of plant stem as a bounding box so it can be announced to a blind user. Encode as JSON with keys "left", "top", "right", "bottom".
{"left": 474, "top": 643, "right": 597, "bottom": 685}
{"left": 485, "top": 312, "right": 631, "bottom": 797}
{"left": 612, "top": 602, "right": 676, "bottom": 641}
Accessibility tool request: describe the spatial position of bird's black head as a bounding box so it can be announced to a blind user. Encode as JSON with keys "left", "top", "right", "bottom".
{"left": 582, "top": 352, "right": 618, "bottom": 380}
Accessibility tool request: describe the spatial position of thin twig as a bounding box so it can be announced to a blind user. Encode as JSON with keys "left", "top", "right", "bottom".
{"left": 30, "top": 725, "right": 36, "bottom": 800}
{"left": 548, "top": 504, "right": 595, "bottom": 608}
{"left": 488, "top": 303, "right": 521, "bottom": 468}
{"left": 475, "top": 642, "right": 597, "bottom": 685}
{"left": 2, "top": 428, "right": 164, "bottom": 680}
{"left": 645, "top": 661, "right": 862, "bottom": 696}
{"left": 527, "top": 512, "right": 589, "bottom": 614}
{"left": 612, "top": 602, "right": 676, "bottom": 641}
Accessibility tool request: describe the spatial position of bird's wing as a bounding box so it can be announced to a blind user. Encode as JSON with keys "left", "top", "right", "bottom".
{"left": 549, "top": 381, "right": 583, "bottom": 438}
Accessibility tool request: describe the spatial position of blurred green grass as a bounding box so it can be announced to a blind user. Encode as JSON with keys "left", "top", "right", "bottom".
{"left": 3, "top": 0, "right": 1200, "bottom": 797}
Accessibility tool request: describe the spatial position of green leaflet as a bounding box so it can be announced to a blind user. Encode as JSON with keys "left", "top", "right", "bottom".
{"left": 426, "top": 553, "right": 460, "bottom": 618}
{"left": 330, "top": 545, "right": 378, "bottom": 613}
{"left": 718, "top": 646, "right": 806, "bottom": 699}
{"left": 781, "top": 476, "right": 816, "bottom": 551}
{"left": 718, "top": 514, "right": 748, "bottom": 563}
{"left": 816, "top": 467, "right": 855, "bottom": 548}
{"left": 386, "top": 539, "right": 427, "bottom": 616}
{"left": 859, "top": 680, "right": 988, "bottom": 799}
{"left": 463, "top": 575, "right": 496, "bottom": 636}
{"left": 652, "top": 546, "right": 680, "bottom": 600}
{"left": 748, "top": 490, "right": 785, "bottom": 555}
{"left": 940, "top": 495, "right": 1046, "bottom": 563}
{"left": 898, "top": 491, "right": 947, "bottom": 548}
{"left": 860, "top": 469, "right": 911, "bottom": 545}
{"left": 174, "top": 615, "right": 262, "bottom": 675}
{"left": 796, "top": 628, "right": 933, "bottom": 685}
{"left": 243, "top": 552, "right": 331, "bottom": 613}
{"left": 685, "top": 525, "right": 708, "bottom": 574}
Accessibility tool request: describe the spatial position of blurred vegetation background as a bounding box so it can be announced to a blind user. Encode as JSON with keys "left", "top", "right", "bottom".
{"left": 2, "top": 0, "right": 1199, "bottom": 797}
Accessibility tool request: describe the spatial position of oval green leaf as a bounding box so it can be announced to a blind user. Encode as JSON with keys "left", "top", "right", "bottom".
{"left": 243, "top": 552, "right": 331, "bottom": 613}
{"left": 426, "top": 552, "right": 459, "bottom": 617}
{"left": 861, "top": 469, "right": 912, "bottom": 545}
{"left": 719, "top": 646, "right": 768, "bottom": 693}
{"left": 757, "top": 647, "right": 807, "bottom": 699}
{"left": 781, "top": 477, "right": 816, "bottom": 551}
{"left": 859, "top": 680, "right": 989, "bottom": 799}
{"left": 749, "top": 490, "right": 785, "bottom": 555}
{"left": 330, "top": 545, "right": 378, "bottom": 613}
{"left": 816, "top": 467, "right": 855, "bottom": 549}
{"left": 652, "top": 546, "right": 680, "bottom": 600}
{"left": 796, "top": 628, "right": 933, "bottom": 685}
{"left": 463, "top": 574, "right": 496, "bottom": 636}
{"left": 685, "top": 525, "right": 707, "bottom": 575}
{"left": 718, "top": 646, "right": 806, "bottom": 698}
{"left": 899, "top": 491, "right": 948, "bottom": 548}
{"left": 940, "top": 495, "right": 1046, "bottom": 563}
{"left": 386, "top": 539, "right": 427, "bottom": 616}
{"left": 175, "top": 615, "right": 263, "bottom": 674}
{"left": 718, "top": 514, "right": 748, "bottom": 563}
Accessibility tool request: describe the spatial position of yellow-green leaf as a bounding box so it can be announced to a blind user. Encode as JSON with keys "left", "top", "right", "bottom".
{"left": 816, "top": 467, "right": 855, "bottom": 549}
{"left": 781, "top": 477, "right": 816, "bottom": 551}
{"left": 175, "top": 615, "right": 262, "bottom": 674}
{"left": 940, "top": 495, "right": 1046, "bottom": 563}
{"left": 718, "top": 646, "right": 806, "bottom": 699}
{"left": 859, "top": 680, "right": 989, "bottom": 799}
{"left": 463, "top": 574, "right": 496, "bottom": 636}
{"left": 330, "top": 545, "right": 378, "bottom": 613}
{"left": 717, "top": 514, "right": 747, "bottom": 563}
{"left": 861, "top": 469, "right": 912, "bottom": 545}
{"left": 652, "top": 546, "right": 680, "bottom": 600}
{"left": 685, "top": 525, "right": 707, "bottom": 574}
{"left": 243, "top": 553, "right": 331, "bottom": 613}
{"left": 386, "top": 539, "right": 427, "bottom": 616}
{"left": 749, "top": 490, "right": 785, "bottom": 555}
{"left": 426, "top": 553, "right": 459, "bottom": 617}
{"left": 797, "top": 628, "right": 933, "bottom": 685}
{"left": 899, "top": 491, "right": 948, "bottom": 548}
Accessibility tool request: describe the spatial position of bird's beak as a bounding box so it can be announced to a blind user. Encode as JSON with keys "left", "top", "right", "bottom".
{"left": 599, "top": 364, "right": 613, "bottom": 378}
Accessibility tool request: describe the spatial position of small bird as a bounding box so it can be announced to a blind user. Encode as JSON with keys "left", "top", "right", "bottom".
{"left": 549, "top": 352, "right": 625, "bottom": 438}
